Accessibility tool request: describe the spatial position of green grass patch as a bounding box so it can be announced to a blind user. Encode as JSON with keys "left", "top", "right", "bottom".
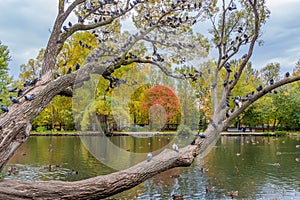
{"left": 177, "top": 124, "right": 193, "bottom": 136}
{"left": 274, "top": 131, "right": 288, "bottom": 135}
{"left": 159, "top": 131, "right": 177, "bottom": 135}
{"left": 31, "top": 131, "right": 78, "bottom": 135}
{"left": 288, "top": 131, "right": 300, "bottom": 135}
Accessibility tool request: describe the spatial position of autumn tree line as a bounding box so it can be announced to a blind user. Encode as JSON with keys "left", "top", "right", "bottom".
{"left": 1, "top": 39, "right": 299, "bottom": 133}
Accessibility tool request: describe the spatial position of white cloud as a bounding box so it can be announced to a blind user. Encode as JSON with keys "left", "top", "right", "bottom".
{"left": 266, "top": 0, "right": 300, "bottom": 7}
{"left": 250, "top": 0, "right": 300, "bottom": 73}
{"left": 0, "top": 0, "right": 58, "bottom": 78}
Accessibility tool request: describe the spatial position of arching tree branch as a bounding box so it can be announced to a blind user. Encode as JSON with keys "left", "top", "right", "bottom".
{"left": 0, "top": 141, "right": 204, "bottom": 199}
{"left": 223, "top": 75, "right": 300, "bottom": 128}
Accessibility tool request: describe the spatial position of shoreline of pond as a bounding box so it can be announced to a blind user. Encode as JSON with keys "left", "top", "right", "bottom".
{"left": 30, "top": 131, "right": 300, "bottom": 137}
{"left": 30, "top": 132, "right": 176, "bottom": 137}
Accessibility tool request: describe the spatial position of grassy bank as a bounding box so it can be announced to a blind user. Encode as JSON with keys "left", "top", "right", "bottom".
{"left": 30, "top": 130, "right": 300, "bottom": 136}
{"left": 30, "top": 131, "right": 179, "bottom": 136}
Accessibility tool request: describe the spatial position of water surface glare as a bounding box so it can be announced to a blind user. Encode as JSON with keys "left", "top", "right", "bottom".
{"left": 3, "top": 135, "right": 300, "bottom": 199}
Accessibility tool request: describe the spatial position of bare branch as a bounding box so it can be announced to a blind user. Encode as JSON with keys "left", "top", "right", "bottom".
{"left": 122, "top": 58, "right": 184, "bottom": 79}
{"left": 60, "top": 18, "right": 115, "bottom": 43}
{"left": 215, "top": 0, "right": 263, "bottom": 113}
{"left": 58, "top": 0, "right": 86, "bottom": 25}
{"left": 229, "top": 4, "right": 259, "bottom": 90}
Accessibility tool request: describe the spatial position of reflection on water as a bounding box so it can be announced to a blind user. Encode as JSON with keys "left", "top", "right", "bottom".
{"left": 3, "top": 135, "right": 193, "bottom": 181}
{"left": 80, "top": 134, "right": 194, "bottom": 170}
{"left": 4, "top": 136, "right": 117, "bottom": 181}
{"left": 3, "top": 135, "right": 300, "bottom": 199}
{"left": 112, "top": 136, "right": 300, "bottom": 199}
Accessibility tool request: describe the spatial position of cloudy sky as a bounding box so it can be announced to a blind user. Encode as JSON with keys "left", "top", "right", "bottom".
{"left": 0, "top": 0, "right": 299, "bottom": 79}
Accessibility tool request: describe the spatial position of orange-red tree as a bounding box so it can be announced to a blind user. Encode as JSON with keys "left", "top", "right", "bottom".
{"left": 141, "top": 85, "right": 181, "bottom": 129}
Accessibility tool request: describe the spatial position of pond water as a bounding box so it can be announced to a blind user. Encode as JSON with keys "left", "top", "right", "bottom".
{"left": 3, "top": 135, "right": 300, "bottom": 199}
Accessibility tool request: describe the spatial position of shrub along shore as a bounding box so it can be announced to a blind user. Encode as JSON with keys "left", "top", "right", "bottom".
{"left": 30, "top": 131, "right": 300, "bottom": 136}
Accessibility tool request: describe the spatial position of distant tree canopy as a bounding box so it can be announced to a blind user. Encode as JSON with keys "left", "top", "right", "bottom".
{"left": 0, "top": 41, "right": 12, "bottom": 106}
{"left": 23, "top": 51, "right": 300, "bottom": 132}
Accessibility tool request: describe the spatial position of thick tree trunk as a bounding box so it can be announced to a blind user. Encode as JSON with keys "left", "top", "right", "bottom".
{"left": 0, "top": 123, "right": 32, "bottom": 170}
{"left": 0, "top": 76, "right": 70, "bottom": 166}
{"left": 0, "top": 62, "right": 104, "bottom": 171}
{"left": 0, "top": 136, "right": 213, "bottom": 200}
